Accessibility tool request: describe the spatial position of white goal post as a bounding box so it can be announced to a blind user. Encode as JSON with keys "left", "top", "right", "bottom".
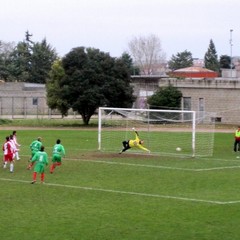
{"left": 98, "top": 107, "right": 215, "bottom": 157}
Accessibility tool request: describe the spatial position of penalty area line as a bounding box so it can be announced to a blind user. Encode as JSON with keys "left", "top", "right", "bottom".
{"left": 67, "top": 158, "right": 240, "bottom": 172}
{"left": 0, "top": 177, "right": 239, "bottom": 205}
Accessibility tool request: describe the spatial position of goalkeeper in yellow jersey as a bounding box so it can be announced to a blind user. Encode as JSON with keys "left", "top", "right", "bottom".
{"left": 119, "top": 128, "right": 150, "bottom": 154}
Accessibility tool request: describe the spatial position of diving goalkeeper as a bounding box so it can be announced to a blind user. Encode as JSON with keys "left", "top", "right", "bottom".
{"left": 119, "top": 128, "right": 150, "bottom": 154}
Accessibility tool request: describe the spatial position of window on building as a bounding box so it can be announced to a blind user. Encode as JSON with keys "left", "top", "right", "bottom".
{"left": 139, "top": 90, "right": 154, "bottom": 97}
{"left": 211, "top": 117, "right": 221, "bottom": 123}
{"left": 183, "top": 97, "right": 191, "bottom": 120}
{"left": 199, "top": 98, "right": 204, "bottom": 112}
{"left": 32, "top": 97, "right": 38, "bottom": 106}
{"left": 198, "top": 98, "right": 205, "bottom": 122}
{"left": 183, "top": 97, "right": 191, "bottom": 110}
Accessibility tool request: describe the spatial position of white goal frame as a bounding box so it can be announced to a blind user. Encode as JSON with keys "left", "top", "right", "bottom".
{"left": 98, "top": 107, "right": 198, "bottom": 157}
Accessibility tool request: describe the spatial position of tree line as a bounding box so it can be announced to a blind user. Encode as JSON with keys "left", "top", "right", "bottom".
{"left": 0, "top": 31, "right": 57, "bottom": 83}
{"left": 0, "top": 32, "right": 137, "bottom": 124}
{"left": 168, "top": 39, "right": 233, "bottom": 74}
{"left": 0, "top": 32, "right": 232, "bottom": 124}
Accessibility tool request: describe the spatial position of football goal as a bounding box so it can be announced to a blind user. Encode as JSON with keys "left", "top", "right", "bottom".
{"left": 98, "top": 107, "right": 216, "bottom": 157}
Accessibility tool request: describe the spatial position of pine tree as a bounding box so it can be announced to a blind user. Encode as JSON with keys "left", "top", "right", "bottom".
{"left": 204, "top": 39, "right": 219, "bottom": 73}
{"left": 168, "top": 50, "right": 193, "bottom": 70}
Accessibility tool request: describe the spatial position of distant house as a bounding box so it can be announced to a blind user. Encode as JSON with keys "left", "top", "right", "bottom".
{"left": 169, "top": 67, "right": 218, "bottom": 78}
{"left": 193, "top": 58, "right": 204, "bottom": 67}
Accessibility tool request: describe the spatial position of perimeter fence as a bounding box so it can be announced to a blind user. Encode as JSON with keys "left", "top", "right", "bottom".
{"left": 0, "top": 96, "right": 81, "bottom": 119}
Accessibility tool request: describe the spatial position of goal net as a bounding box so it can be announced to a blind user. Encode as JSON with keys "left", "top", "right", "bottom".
{"left": 98, "top": 107, "right": 216, "bottom": 157}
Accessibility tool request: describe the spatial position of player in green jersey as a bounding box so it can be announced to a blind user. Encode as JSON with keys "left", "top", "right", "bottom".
{"left": 50, "top": 139, "right": 65, "bottom": 174}
{"left": 29, "top": 145, "right": 49, "bottom": 184}
{"left": 29, "top": 137, "right": 42, "bottom": 161}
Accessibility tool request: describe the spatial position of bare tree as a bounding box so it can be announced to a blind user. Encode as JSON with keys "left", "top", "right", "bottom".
{"left": 0, "top": 41, "right": 16, "bottom": 80}
{"left": 0, "top": 41, "right": 15, "bottom": 58}
{"left": 128, "top": 34, "right": 166, "bottom": 75}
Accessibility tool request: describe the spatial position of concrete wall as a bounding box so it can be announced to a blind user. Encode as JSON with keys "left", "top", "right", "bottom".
{"left": 0, "top": 82, "right": 47, "bottom": 116}
{"left": 131, "top": 76, "right": 240, "bottom": 124}
{"left": 2, "top": 78, "right": 240, "bottom": 124}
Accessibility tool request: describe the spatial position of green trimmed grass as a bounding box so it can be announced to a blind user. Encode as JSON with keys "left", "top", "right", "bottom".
{"left": 0, "top": 129, "right": 240, "bottom": 240}
{"left": 0, "top": 118, "right": 98, "bottom": 127}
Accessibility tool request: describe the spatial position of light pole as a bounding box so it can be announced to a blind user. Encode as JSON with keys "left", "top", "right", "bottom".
{"left": 230, "top": 29, "right": 233, "bottom": 77}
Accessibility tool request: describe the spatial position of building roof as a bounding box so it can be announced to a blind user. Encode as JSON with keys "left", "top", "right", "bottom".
{"left": 174, "top": 67, "right": 215, "bottom": 73}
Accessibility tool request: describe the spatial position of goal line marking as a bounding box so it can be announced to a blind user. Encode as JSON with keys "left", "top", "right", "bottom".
{"left": 0, "top": 177, "right": 239, "bottom": 205}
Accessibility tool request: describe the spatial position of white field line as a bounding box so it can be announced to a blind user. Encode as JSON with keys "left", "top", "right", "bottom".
{"left": 194, "top": 165, "right": 240, "bottom": 171}
{"left": 20, "top": 154, "right": 240, "bottom": 171}
{"left": 0, "top": 177, "right": 239, "bottom": 205}
{"left": 66, "top": 158, "right": 240, "bottom": 172}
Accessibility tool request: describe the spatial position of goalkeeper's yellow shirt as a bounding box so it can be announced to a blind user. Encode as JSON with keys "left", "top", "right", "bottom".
{"left": 129, "top": 132, "right": 149, "bottom": 152}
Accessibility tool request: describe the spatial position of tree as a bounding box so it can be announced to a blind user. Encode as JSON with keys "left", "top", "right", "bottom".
{"left": 220, "top": 55, "right": 232, "bottom": 69}
{"left": 0, "top": 41, "right": 15, "bottom": 80}
{"left": 9, "top": 41, "right": 31, "bottom": 81}
{"left": 128, "top": 34, "right": 166, "bottom": 75}
{"left": 46, "top": 59, "right": 69, "bottom": 117}
{"left": 204, "top": 39, "right": 219, "bottom": 72}
{"left": 168, "top": 50, "right": 193, "bottom": 70}
{"left": 46, "top": 47, "right": 135, "bottom": 125}
{"left": 7, "top": 32, "right": 57, "bottom": 83}
{"left": 121, "top": 52, "right": 140, "bottom": 75}
{"left": 30, "top": 38, "right": 57, "bottom": 83}
{"left": 147, "top": 84, "right": 182, "bottom": 109}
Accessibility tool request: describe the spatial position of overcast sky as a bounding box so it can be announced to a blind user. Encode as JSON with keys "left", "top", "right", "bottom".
{"left": 1, "top": 0, "right": 239, "bottom": 60}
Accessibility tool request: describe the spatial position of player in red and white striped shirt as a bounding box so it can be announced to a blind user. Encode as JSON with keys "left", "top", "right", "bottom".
{"left": 2, "top": 136, "right": 15, "bottom": 172}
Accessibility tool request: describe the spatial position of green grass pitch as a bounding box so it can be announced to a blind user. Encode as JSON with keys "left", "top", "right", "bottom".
{"left": 1, "top": 129, "right": 240, "bottom": 240}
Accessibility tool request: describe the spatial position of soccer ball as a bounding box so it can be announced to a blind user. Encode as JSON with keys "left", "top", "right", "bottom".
{"left": 176, "top": 147, "right": 182, "bottom": 151}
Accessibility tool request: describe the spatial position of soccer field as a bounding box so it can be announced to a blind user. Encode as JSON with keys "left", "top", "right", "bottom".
{"left": 1, "top": 129, "right": 240, "bottom": 240}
